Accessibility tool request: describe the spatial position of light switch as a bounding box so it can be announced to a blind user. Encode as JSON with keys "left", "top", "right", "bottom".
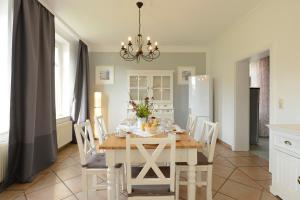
{"left": 279, "top": 98, "right": 284, "bottom": 109}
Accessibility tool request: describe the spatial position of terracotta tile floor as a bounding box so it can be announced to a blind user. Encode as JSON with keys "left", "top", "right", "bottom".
{"left": 0, "top": 143, "right": 279, "bottom": 200}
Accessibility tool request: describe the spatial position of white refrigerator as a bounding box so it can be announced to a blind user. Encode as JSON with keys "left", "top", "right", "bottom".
{"left": 188, "top": 75, "right": 213, "bottom": 140}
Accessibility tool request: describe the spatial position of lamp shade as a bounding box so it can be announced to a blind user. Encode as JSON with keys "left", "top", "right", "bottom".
{"left": 94, "top": 92, "right": 102, "bottom": 108}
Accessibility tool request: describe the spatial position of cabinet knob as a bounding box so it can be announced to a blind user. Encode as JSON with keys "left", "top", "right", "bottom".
{"left": 298, "top": 176, "right": 300, "bottom": 185}
{"left": 284, "top": 140, "right": 292, "bottom": 146}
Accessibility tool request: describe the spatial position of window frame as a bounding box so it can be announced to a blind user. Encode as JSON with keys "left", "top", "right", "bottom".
{"left": 55, "top": 41, "right": 64, "bottom": 118}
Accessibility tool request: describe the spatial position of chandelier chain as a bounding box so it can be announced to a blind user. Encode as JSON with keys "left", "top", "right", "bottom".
{"left": 120, "top": 1, "right": 160, "bottom": 62}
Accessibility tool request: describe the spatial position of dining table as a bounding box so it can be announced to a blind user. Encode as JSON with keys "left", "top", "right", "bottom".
{"left": 98, "top": 130, "right": 202, "bottom": 200}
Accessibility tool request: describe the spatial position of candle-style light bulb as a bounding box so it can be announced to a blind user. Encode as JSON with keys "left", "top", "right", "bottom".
{"left": 128, "top": 36, "right": 132, "bottom": 41}
{"left": 121, "top": 42, "right": 125, "bottom": 46}
{"left": 155, "top": 42, "right": 158, "bottom": 46}
{"left": 149, "top": 46, "right": 153, "bottom": 50}
{"left": 147, "top": 36, "right": 151, "bottom": 41}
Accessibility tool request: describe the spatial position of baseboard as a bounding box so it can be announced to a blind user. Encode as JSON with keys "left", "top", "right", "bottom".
{"left": 217, "top": 139, "right": 232, "bottom": 150}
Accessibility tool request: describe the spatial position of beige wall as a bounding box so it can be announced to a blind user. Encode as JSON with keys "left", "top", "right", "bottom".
{"left": 207, "top": 0, "right": 300, "bottom": 148}
{"left": 89, "top": 52, "right": 206, "bottom": 132}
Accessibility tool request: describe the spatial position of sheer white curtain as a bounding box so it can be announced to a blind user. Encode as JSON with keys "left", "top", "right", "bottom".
{"left": 0, "top": 0, "right": 12, "bottom": 139}
{"left": 54, "top": 25, "right": 79, "bottom": 119}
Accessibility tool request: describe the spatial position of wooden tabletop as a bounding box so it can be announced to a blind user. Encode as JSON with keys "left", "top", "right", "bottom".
{"left": 98, "top": 132, "right": 201, "bottom": 150}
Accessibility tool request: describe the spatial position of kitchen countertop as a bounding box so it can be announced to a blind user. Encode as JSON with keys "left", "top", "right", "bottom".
{"left": 268, "top": 124, "right": 300, "bottom": 136}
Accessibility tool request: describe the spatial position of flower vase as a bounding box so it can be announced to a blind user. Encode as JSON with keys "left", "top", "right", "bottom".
{"left": 137, "top": 117, "right": 146, "bottom": 129}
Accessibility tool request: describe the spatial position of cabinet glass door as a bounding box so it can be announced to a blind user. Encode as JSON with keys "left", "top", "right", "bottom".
{"left": 138, "top": 76, "right": 148, "bottom": 101}
{"left": 162, "top": 89, "right": 171, "bottom": 100}
{"left": 129, "top": 75, "right": 149, "bottom": 101}
{"left": 162, "top": 76, "right": 171, "bottom": 88}
{"left": 152, "top": 75, "right": 171, "bottom": 101}
{"left": 129, "top": 76, "right": 138, "bottom": 100}
{"left": 162, "top": 76, "right": 171, "bottom": 101}
{"left": 152, "top": 76, "right": 162, "bottom": 101}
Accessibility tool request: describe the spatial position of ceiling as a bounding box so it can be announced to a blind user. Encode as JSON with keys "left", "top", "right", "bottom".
{"left": 42, "top": 0, "right": 262, "bottom": 51}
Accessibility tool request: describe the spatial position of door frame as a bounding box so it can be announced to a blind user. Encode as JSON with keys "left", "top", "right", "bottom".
{"left": 233, "top": 49, "right": 273, "bottom": 151}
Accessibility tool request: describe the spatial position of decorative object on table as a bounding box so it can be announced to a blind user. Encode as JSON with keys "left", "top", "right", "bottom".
{"left": 177, "top": 66, "right": 196, "bottom": 85}
{"left": 144, "top": 117, "right": 159, "bottom": 133}
{"left": 129, "top": 96, "right": 154, "bottom": 129}
{"left": 159, "top": 118, "right": 173, "bottom": 132}
{"left": 95, "top": 66, "right": 114, "bottom": 85}
{"left": 120, "top": 1, "right": 160, "bottom": 62}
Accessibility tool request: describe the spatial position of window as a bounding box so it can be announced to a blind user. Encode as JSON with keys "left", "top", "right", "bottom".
{"left": 55, "top": 43, "right": 63, "bottom": 118}
{"left": 0, "top": 0, "right": 12, "bottom": 136}
{"left": 55, "top": 34, "right": 71, "bottom": 119}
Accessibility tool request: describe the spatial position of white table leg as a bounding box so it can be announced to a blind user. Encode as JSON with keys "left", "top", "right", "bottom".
{"left": 107, "top": 166, "right": 116, "bottom": 200}
{"left": 187, "top": 149, "right": 197, "bottom": 200}
{"left": 106, "top": 150, "right": 116, "bottom": 200}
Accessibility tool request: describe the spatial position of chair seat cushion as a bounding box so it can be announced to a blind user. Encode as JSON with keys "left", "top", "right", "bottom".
{"left": 176, "top": 152, "right": 212, "bottom": 166}
{"left": 128, "top": 167, "right": 174, "bottom": 197}
{"left": 131, "top": 166, "right": 170, "bottom": 178}
{"left": 83, "top": 153, "right": 122, "bottom": 169}
{"left": 128, "top": 185, "right": 175, "bottom": 197}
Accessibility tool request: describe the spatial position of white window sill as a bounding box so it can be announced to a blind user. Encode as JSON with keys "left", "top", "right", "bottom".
{"left": 56, "top": 116, "right": 71, "bottom": 125}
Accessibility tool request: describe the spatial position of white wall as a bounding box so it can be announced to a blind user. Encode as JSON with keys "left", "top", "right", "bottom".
{"left": 89, "top": 52, "right": 206, "bottom": 133}
{"left": 208, "top": 0, "right": 300, "bottom": 147}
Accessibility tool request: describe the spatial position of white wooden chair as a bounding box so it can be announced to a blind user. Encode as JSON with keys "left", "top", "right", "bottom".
{"left": 74, "top": 120, "right": 122, "bottom": 200}
{"left": 94, "top": 115, "right": 108, "bottom": 145}
{"left": 126, "top": 134, "right": 176, "bottom": 199}
{"left": 186, "top": 114, "right": 198, "bottom": 138}
{"left": 94, "top": 115, "right": 126, "bottom": 190}
{"left": 175, "top": 121, "right": 219, "bottom": 200}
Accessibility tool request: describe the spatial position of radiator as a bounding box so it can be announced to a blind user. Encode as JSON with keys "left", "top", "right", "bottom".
{"left": 0, "top": 142, "right": 8, "bottom": 183}
{"left": 57, "top": 119, "right": 72, "bottom": 149}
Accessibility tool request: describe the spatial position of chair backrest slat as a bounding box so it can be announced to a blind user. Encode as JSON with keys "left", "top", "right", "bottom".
{"left": 198, "top": 121, "right": 219, "bottom": 163}
{"left": 74, "top": 120, "right": 96, "bottom": 166}
{"left": 186, "top": 114, "right": 195, "bottom": 135}
{"left": 126, "top": 134, "right": 176, "bottom": 194}
{"left": 94, "top": 115, "right": 108, "bottom": 145}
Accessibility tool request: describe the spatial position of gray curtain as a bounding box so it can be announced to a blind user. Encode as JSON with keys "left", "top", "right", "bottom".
{"left": 71, "top": 40, "right": 90, "bottom": 143}
{"left": 4, "top": 0, "right": 57, "bottom": 186}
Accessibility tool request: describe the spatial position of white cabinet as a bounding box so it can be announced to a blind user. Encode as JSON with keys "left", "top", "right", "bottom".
{"left": 269, "top": 125, "right": 300, "bottom": 200}
{"left": 127, "top": 70, "right": 174, "bottom": 121}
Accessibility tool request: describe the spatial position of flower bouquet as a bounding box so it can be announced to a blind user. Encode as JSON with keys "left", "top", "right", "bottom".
{"left": 129, "top": 97, "right": 154, "bottom": 129}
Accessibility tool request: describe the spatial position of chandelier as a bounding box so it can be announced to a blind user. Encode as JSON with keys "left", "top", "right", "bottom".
{"left": 120, "top": 1, "right": 160, "bottom": 62}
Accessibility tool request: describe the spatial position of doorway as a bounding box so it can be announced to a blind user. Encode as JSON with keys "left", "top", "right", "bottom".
{"left": 249, "top": 51, "right": 270, "bottom": 160}
{"left": 234, "top": 50, "right": 270, "bottom": 160}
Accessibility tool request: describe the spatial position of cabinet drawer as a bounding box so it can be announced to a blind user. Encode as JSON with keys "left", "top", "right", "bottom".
{"left": 274, "top": 134, "right": 300, "bottom": 155}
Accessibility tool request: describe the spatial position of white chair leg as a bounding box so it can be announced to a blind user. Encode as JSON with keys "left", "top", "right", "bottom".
{"left": 175, "top": 168, "right": 180, "bottom": 200}
{"left": 82, "top": 168, "right": 88, "bottom": 200}
{"left": 196, "top": 171, "right": 201, "bottom": 187}
{"left": 115, "top": 169, "right": 120, "bottom": 200}
{"left": 88, "top": 174, "right": 97, "bottom": 191}
{"left": 206, "top": 166, "right": 213, "bottom": 200}
{"left": 120, "top": 165, "right": 125, "bottom": 191}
